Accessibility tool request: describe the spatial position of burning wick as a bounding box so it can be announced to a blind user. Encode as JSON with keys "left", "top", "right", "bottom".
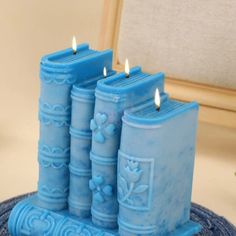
{"left": 125, "top": 58, "right": 130, "bottom": 78}
{"left": 155, "top": 88, "right": 161, "bottom": 112}
{"left": 72, "top": 36, "right": 77, "bottom": 55}
{"left": 103, "top": 67, "right": 107, "bottom": 78}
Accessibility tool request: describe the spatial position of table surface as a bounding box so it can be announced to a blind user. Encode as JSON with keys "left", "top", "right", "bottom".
{"left": 0, "top": 193, "right": 235, "bottom": 236}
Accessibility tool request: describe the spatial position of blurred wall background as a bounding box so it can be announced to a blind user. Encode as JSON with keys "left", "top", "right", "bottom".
{"left": 0, "top": 0, "right": 104, "bottom": 201}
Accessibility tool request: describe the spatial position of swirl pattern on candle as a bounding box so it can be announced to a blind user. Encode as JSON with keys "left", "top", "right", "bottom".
{"left": 90, "top": 113, "right": 116, "bottom": 143}
{"left": 38, "top": 158, "right": 69, "bottom": 169}
{"left": 39, "top": 100, "right": 71, "bottom": 115}
{"left": 39, "top": 185, "right": 69, "bottom": 195}
{"left": 39, "top": 113, "right": 70, "bottom": 127}
{"left": 89, "top": 175, "right": 113, "bottom": 203}
{"left": 38, "top": 143, "right": 70, "bottom": 157}
{"left": 40, "top": 69, "right": 77, "bottom": 85}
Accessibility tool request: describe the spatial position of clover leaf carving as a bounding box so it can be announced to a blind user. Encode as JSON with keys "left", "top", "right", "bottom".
{"left": 89, "top": 175, "right": 113, "bottom": 203}
{"left": 90, "top": 113, "right": 116, "bottom": 143}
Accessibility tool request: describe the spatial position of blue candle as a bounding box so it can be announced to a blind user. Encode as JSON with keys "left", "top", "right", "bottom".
{"left": 117, "top": 95, "right": 201, "bottom": 235}
{"left": 38, "top": 43, "right": 113, "bottom": 210}
{"left": 8, "top": 196, "right": 119, "bottom": 236}
{"left": 68, "top": 69, "right": 116, "bottom": 218}
{"left": 89, "top": 67, "right": 165, "bottom": 229}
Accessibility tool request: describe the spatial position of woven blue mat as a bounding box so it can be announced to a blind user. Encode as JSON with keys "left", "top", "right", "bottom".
{"left": 0, "top": 192, "right": 235, "bottom": 235}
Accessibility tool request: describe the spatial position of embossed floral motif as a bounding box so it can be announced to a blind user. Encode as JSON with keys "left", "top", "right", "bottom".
{"left": 89, "top": 175, "right": 113, "bottom": 203}
{"left": 90, "top": 113, "right": 116, "bottom": 143}
{"left": 118, "top": 160, "right": 149, "bottom": 205}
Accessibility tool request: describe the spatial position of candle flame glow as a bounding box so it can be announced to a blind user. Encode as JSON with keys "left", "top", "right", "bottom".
{"left": 155, "top": 88, "right": 161, "bottom": 111}
{"left": 103, "top": 67, "right": 107, "bottom": 78}
{"left": 72, "top": 36, "right": 77, "bottom": 54}
{"left": 125, "top": 58, "right": 130, "bottom": 78}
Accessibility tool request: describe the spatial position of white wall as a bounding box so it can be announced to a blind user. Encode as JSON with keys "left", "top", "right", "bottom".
{"left": 0, "top": 0, "right": 104, "bottom": 201}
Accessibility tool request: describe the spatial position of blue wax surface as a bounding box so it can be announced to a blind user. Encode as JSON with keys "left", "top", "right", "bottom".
{"left": 97, "top": 66, "right": 164, "bottom": 95}
{"left": 118, "top": 97, "right": 200, "bottom": 235}
{"left": 124, "top": 98, "right": 199, "bottom": 125}
{"left": 42, "top": 43, "right": 96, "bottom": 65}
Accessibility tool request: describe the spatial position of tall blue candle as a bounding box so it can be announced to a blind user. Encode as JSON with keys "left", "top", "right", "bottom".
{"left": 117, "top": 96, "right": 201, "bottom": 236}
{"left": 89, "top": 67, "right": 165, "bottom": 229}
{"left": 68, "top": 69, "right": 116, "bottom": 218}
{"left": 38, "top": 43, "right": 112, "bottom": 210}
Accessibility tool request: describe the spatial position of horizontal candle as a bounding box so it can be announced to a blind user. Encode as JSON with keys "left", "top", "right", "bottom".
{"left": 117, "top": 98, "right": 200, "bottom": 235}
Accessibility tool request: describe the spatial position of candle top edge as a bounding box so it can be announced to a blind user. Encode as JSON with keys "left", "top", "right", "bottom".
{"left": 123, "top": 97, "right": 199, "bottom": 125}
{"left": 40, "top": 44, "right": 112, "bottom": 67}
{"left": 96, "top": 67, "right": 165, "bottom": 94}
{"left": 72, "top": 70, "right": 116, "bottom": 93}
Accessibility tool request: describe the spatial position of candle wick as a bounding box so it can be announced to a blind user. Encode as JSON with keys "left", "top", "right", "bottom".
{"left": 125, "top": 73, "right": 129, "bottom": 78}
{"left": 156, "top": 106, "right": 160, "bottom": 112}
{"left": 73, "top": 51, "right": 77, "bottom": 55}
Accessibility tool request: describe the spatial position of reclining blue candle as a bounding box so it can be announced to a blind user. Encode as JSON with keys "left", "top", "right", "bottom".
{"left": 38, "top": 42, "right": 113, "bottom": 211}
{"left": 90, "top": 66, "right": 165, "bottom": 229}
{"left": 117, "top": 92, "right": 201, "bottom": 235}
{"left": 68, "top": 68, "right": 116, "bottom": 218}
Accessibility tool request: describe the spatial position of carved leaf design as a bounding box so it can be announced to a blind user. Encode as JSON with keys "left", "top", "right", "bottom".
{"left": 94, "top": 131, "right": 105, "bottom": 143}
{"left": 89, "top": 179, "right": 96, "bottom": 190}
{"left": 133, "top": 185, "right": 149, "bottom": 194}
{"left": 102, "top": 185, "right": 113, "bottom": 197}
{"left": 90, "top": 119, "right": 97, "bottom": 131}
{"left": 119, "top": 176, "right": 128, "bottom": 194}
{"left": 94, "top": 192, "right": 104, "bottom": 203}
{"left": 105, "top": 124, "right": 116, "bottom": 136}
{"left": 95, "top": 113, "right": 107, "bottom": 125}
{"left": 118, "top": 186, "right": 124, "bottom": 198}
{"left": 127, "top": 198, "right": 134, "bottom": 205}
{"left": 93, "top": 175, "right": 104, "bottom": 185}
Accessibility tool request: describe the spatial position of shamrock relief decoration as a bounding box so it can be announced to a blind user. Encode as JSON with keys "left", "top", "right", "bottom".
{"left": 118, "top": 160, "right": 149, "bottom": 206}
{"left": 89, "top": 175, "right": 113, "bottom": 203}
{"left": 90, "top": 113, "right": 116, "bottom": 143}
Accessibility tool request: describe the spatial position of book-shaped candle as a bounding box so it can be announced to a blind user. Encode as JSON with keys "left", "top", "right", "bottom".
{"left": 68, "top": 68, "right": 116, "bottom": 218}
{"left": 89, "top": 65, "right": 165, "bottom": 229}
{"left": 38, "top": 41, "right": 112, "bottom": 210}
{"left": 117, "top": 93, "right": 201, "bottom": 236}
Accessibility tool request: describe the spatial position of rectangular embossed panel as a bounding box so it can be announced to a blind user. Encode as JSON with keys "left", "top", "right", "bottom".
{"left": 118, "top": 0, "right": 236, "bottom": 89}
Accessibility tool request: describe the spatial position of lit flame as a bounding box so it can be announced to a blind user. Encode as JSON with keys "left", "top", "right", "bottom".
{"left": 125, "top": 58, "right": 130, "bottom": 77}
{"left": 155, "top": 88, "right": 161, "bottom": 111}
{"left": 103, "top": 67, "right": 107, "bottom": 78}
{"left": 72, "top": 36, "right": 77, "bottom": 54}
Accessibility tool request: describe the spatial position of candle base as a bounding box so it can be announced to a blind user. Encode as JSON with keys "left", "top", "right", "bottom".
{"left": 8, "top": 194, "right": 201, "bottom": 236}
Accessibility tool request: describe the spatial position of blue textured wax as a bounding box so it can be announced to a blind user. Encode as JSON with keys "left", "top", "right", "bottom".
{"left": 117, "top": 98, "right": 201, "bottom": 235}
{"left": 8, "top": 195, "right": 200, "bottom": 236}
{"left": 38, "top": 44, "right": 113, "bottom": 210}
{"left": 89, "top": 67, "right": 165, "bottom": 229}
{"left": 8, "top": 196, "right": 119, "bottom": 236}
{"left": 68, "top": 70, "right": 116, "bottom": 218}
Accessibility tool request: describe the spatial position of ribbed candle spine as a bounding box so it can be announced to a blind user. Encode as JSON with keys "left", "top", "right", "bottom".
{"left": 37, "top": 64, "right": 73, "bottom": 210}
{"left": 68, "top": 85, "right": 96, "bottom": 217}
